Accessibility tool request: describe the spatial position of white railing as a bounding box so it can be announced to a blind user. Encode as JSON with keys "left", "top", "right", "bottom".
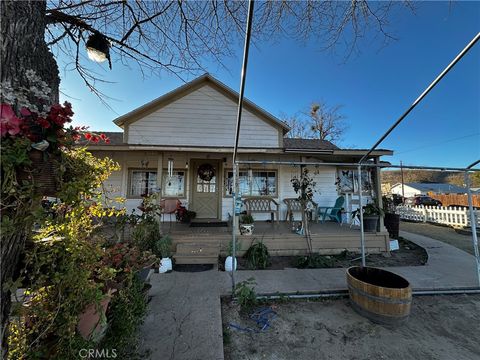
{"left": 396, "top": 205, "right": 480, "bottom": 228}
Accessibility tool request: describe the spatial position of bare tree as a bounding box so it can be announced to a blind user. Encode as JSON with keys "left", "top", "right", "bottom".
{"left": 284, "top": 101, "right": 347, "bottom": 144}
{"left": 40, "top": 0, "right": 410, "bottom": 102}
{"left": 1, "top": 0, "right": 414, "bottom": 351}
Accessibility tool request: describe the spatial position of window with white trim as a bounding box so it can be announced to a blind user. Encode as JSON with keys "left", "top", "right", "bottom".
{"left": 129, "top": 170, "right": 157, "bottom": 197}
{"left": 162, "top": 170, "right": 185, "bottom": 197}
{"left": 225, "top": 170, "right": 277, "bottom": 196}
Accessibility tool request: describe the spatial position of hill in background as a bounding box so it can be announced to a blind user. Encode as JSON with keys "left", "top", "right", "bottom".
{"left": 381, "top": 170, "right": 480, "bottom": 188}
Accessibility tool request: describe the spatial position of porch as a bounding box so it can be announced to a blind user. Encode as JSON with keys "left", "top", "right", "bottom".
{"left": 167, "top": 221, "right": 390, "bottom": 264}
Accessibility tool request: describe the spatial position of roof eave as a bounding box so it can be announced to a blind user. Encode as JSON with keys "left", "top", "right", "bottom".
{"left": 332, "top": 149, "right": 394, "bottom": 157}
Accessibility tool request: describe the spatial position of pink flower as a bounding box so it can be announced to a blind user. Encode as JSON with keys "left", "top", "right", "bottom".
{"left": 0, "top": 104, "right": 23, "bottom": 137}
{"left": 37, "top": 118, "right": 51, "bottom": 129}
{"left": 20, "top": 107, "right": 31, "bottom": 117}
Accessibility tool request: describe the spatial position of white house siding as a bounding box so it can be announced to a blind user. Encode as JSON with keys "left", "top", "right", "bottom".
{"left": 91, "top": 151, "right": 160, "bottom": 214}
{"left": 92, "top": 150, "right": 344, "bottom": 222}
{"left": 127, "top": 84, "right": 281, "bottom": 148}
{"left": 220, "top": 164, "right": 339, "bottom": 221}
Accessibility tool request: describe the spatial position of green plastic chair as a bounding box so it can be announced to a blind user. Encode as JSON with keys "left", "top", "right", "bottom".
{"left": 317, "top": 196, "right": 345, "bottom": 223}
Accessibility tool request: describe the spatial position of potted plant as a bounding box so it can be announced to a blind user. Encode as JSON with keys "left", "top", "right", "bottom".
{"left": 352, "top": 202, "right": 384, "bottom": 232}
{"left": 155, "top": 235, "right": 173, "bottom": 273}
{"left": 102, "top": 243, "right": 157, "bottom": 284}
{"left": 383, "top": 195, "right": 400, "bottom": 238}
{"left": 225, "top": 238, "right": 241, "bottom": 272}
{"left": 77, "top": 288, "right": 116, "bottom": 342}
{"left": 239, "top": 214, "right": 254, "bottom": 235}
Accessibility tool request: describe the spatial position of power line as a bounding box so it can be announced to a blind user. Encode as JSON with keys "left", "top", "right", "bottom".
{"left": 395, "top": 132, "right": 480, "bottom": 155}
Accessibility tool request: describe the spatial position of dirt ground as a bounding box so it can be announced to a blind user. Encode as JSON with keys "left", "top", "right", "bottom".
{"left": 219, "top": 238, "right": 427, "bottom": 271}
{"left": 222, "top": 295, "right": 480, "bottom": 360}
{"left": 400, "top": 221, "right": 477, "bottom": 255}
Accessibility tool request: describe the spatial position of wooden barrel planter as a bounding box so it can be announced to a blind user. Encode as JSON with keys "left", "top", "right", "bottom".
{"left": 346, "top": 266, "right": 412, "bottom": 326}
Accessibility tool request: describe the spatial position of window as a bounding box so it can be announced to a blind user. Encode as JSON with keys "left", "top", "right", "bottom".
{"left": 129, "top": 170, "right": 157, "bottom": 197}
{"left": 225, "top": 170, "right": 277, "bottom": 196}
{"left": 162, "top": 170, "right": 185, "bottom": 197}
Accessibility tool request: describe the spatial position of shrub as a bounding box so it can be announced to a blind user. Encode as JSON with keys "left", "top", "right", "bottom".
{"left": 154, "top": 235, "right": 172, "bottom": 258}
{"left": 244, "top": 240, "right": 270, "bottom": 269}
{"left": 234, "top": 278, "right": 257, "bottom": 312}
{"left": 101, "top": 274, "right": 148, "bottom": 356}
{"left": 132, "top": 219, "right": 161, "bottom": 253}
{"left": 294, "top": 254, "right": 336, "bottom": 268}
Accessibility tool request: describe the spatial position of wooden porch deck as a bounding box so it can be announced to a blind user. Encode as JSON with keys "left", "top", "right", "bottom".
{"left": 167, "top": 221, "right": 389, "bottom": 258}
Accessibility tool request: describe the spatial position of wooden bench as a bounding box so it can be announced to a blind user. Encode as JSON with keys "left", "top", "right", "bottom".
{"left": 243, "top": 196, "right": 280, "bottom": 223}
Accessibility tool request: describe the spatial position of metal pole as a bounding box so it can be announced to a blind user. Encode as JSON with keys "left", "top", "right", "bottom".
{"left": 465, "top": 171, "right": 480, "bottom": 286}
{"left": 359, "top": 32, "right": 480, "bottom": 164}
{"left": 357, "top": 165, "right": 366, "bottom": 267}
{"left": 231, "top": 0, "right": 255, "bottom": 294}
{"left": 232, "top": 0, "right": 255, "bottom": 165}
{"left": 401, "top": 160, "right": 405, "bottom": 204}
{"left": 237, "top": 160, "right": 480, "bottom": 173}
{"left": 231, "top": 163, "right": 238, "bottom": 292}
{"left": 467, "top": 159, "right": 480, "bottom": 169}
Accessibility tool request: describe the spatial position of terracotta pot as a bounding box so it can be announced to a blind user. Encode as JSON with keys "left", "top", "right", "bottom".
{"left": 77, "top": 290, "right": 116, "bottom": 341}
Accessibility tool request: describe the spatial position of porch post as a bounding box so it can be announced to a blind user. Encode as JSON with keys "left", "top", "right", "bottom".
{"left": 374, "top": 157, "right": 387, "bottom": 233}
{"left": 157, "top": 153, "right": 163, "bottom": 225}
{"left": 464, "top": 171, "right": 480, "bottom": 286}
{"left": 357, "top": 165, "right": 366, "bottom": 267}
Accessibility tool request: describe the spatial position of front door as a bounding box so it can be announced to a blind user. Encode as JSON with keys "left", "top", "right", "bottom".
{"left": 190, "top": 160, "right": 220, "bottom": 219}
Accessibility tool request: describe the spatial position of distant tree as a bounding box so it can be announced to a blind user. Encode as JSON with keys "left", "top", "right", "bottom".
{"left": 283, "top": 101, "right": 347, "bottom": 144}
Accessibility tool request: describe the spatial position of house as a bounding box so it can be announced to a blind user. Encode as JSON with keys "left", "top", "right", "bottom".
{"left": 390, "top": 182, "right": 468, "bottom": 198}
{"left": 88, "top": 74, "right": 393, "bottom": 258}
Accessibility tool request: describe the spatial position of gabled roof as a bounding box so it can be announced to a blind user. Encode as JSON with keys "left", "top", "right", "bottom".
{"left": 283, "top": 138, "right": 339, "bottom": 151}
{"left": 113, "top": 73, "right": 290, "bottom": 133}
{"left": 397, "top": 182, "right": 467, "bottom": 194}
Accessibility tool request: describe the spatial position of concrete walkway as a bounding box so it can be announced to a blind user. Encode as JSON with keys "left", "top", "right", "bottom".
{"left": 139, "top": 231, "right": 479, "bottom": 359}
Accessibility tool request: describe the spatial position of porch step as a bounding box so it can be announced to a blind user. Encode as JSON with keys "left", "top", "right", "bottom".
{"left": 173, "top": 243, "right": 220, "bottom": 265}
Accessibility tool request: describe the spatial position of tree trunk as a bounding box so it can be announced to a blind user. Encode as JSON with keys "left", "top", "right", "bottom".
{"left": 0, "top": 1, "right": 60, "bottom": 356}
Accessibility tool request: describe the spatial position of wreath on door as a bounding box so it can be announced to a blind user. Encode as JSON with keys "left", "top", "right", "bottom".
{"left": 198, "top": 163, "right": 215, "bottom": 181}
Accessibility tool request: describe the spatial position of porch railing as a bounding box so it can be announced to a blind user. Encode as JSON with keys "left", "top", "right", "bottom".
{"left": 396, "top": 205, "right": 480, "bottom": 227}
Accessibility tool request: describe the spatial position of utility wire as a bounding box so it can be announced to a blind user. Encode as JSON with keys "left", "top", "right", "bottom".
{"left": 395, "top": 133, "right": 480, "bottom": 155}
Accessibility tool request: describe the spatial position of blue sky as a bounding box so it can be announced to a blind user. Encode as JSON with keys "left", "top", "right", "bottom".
{"left": 58, "top": 1, "right": 479, "bottom": 169}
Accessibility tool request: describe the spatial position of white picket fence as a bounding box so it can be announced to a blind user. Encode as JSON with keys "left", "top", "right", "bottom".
{"left": 396, "top": 205, "right": 480, "bottom": 228}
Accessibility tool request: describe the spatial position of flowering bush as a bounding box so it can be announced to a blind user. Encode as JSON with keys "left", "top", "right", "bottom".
{"left": 2, "top": 71, "right": 150, "bottom": 359}
{"left": 102, "top": 243, "right": 157, "bottom": 277}
{"left": 0, "top": 101, "right": 109, "bottom": 149}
